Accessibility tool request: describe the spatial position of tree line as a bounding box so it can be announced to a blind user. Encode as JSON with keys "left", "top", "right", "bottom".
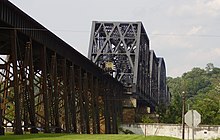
{"left": 158, "top": 63, "right": 220, "bottom": 125}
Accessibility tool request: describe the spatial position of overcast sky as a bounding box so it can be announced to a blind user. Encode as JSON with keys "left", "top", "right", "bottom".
{"left": 9, "top": 0, "right": 220, "bottom": 77}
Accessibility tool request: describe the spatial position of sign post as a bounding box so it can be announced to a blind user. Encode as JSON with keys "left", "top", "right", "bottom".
{"left": 192, "top": 110, "right": 194, "bottom": 140}
{"left": 184, "top": 110, "right": 201, "bottom": 140}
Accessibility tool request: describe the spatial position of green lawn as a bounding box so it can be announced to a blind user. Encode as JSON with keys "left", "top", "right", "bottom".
{"left": 0, "top": 134, "right": 181, "bottom": 140}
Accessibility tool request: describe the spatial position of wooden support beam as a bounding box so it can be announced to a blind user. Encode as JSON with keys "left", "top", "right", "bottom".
{"left": 0, "top": 62, "right": 6, "bottom": 134}
{"left": 69, "top": 65, "right": 77, "bottom": 133}
{"left": 77, "top": 67, "right": 85, "bottom": 133}
{"left": 26, "top": 41, "right": 38, "bottom": 133}
{"left": 90, "top": 75, "right": 96, "bottom": 134}
{"left": 104, "top": 81, "right": 111, "bottom": 134}
{"left": 11, "top": 30, "right": 23, "bottom": 135}
{"left": 83, "top": 72, "right": 90, "bottom": 134}
{"left": 2, "top": 63, "right": 10, "bottom": 120}
{"left": 51, "top": 54, "right": 61, "bottom": 133}
{"left": 112, "top": 84, "right": 117, "bottom": 134}
{"left": 41, "top": 46, "right": 50, "bottom": 133}
{"left": 62, "top": 59, "right": 70, "bottom": 133}
{"left": 95, "top": 78, "right": 100, "bottom": 134}
{"left": 22, "top": 45, "right": 29, "bottom": 132}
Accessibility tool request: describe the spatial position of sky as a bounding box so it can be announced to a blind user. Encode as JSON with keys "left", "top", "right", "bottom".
{"left": 9, "top": 0, "right": 220, "bottom": 77}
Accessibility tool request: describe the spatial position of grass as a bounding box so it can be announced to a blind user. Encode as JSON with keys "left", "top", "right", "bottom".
{"left": 0, "top": 133, "right": 181, "bottom": 140}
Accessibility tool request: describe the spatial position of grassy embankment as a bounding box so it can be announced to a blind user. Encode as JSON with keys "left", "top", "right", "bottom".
{"left": 0, "top": 133, "right": 181, "bottom": 140}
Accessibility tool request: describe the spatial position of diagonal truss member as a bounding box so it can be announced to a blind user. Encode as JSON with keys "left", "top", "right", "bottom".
{"left": 88, "top": 21, "right": 151, "bottom": 108}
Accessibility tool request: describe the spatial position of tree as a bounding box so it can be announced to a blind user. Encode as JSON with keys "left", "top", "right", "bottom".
{"left": 159, "top": 63, "right": 220, "bottom": 125}
{"left": 205, "top": 63, "right": 214, "bottom": 73}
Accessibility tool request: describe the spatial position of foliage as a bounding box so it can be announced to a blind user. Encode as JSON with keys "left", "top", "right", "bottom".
{"left": 141, "top": 115, "right": 155, "bottom": 123}
{"left": 160, "top": 63, "right": 220, "bottom": 125}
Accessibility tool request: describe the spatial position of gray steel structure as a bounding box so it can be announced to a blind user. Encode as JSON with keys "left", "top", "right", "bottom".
{"left": 149, "top": 51, "right": 169, "bottom": 106}
{"left": 157, "top": 57, "right": 170, "bottom": 105}
{"left": 0, "top": 0, "right": 123, "bottom": 135}
{"left": 88, "top": 21, "right": 169, "bottom": 122}
{"left": 149, "top": 50, "right": 159, "bottom": 105}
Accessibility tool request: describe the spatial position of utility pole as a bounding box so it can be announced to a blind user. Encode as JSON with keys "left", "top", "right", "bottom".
{"left": 182, "top": 91, "right": 186, "bottom": 140}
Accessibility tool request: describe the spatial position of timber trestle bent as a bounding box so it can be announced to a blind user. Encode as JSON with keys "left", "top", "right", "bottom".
{"left": 0, "top": 0, "right": 123, "bottom": 135}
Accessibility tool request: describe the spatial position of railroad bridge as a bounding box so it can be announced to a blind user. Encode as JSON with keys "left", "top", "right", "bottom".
{"left": 0, "top": 0, "right": 170, "bottom": 135}
{"left": 88, "top": 21, "right": 170, "bottom": 122}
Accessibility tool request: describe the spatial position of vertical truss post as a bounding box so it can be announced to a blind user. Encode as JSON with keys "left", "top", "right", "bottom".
{"left": 62, "top": 59, "right": 70, "bottom": 133}
{"left": 41, "top": 46, "right": 50, "bottom": 133}
{"left": 133, "top": 22, "right": 142, "bottom": 87}
{"left": 69, "top": 65, "right": 77, "bottom": 133}
{"left": 11, "top": 30, "right": 23, "bottom": 135}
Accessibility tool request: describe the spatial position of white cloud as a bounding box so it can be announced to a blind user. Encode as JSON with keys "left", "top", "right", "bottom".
{"left": 151, "top": 31, "right": 194, "bottom": 49}
{"left": 206, "top": 0, "right": 220, "bottom": 16}
{"left": 167, "top": 65, "right": 192, "bottom": 77}
{"left": 187, "top": 26, "right": 203, "bottom": 35}
{"left": 168, "top": 0, "right": 220, "bottom": 17}
{"left": 167, "top": 47, "right": 220, "bottom": 77}
{"left": 186, "top": 48, "right": 220, "bottom": 65}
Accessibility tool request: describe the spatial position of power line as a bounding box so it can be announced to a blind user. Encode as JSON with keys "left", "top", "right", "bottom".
{"left": 151, "top": 33, "right": 220, "bottom": 38}
{"left": 1, "top": 26, "right": 220, "bottom": 38}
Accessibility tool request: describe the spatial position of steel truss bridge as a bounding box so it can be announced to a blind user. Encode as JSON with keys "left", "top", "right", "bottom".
{"left": 88, "top": 22, "right": 170, "bottom": 122}
{"left": 0, "top": 0, "right": 170, "bottom": 135}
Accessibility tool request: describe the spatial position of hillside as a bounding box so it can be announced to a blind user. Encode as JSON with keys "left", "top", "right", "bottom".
{"left": 159, "top": 63, "right": 220, "bottom": 125}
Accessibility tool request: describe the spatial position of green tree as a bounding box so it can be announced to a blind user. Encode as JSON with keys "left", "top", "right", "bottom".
{"left": 159, "top": 63, "right": 220, "bottom": 125}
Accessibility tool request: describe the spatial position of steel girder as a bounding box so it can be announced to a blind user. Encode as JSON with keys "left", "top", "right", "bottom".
{"left": 149, "top": 52, "right": 170, "bottom": 107}
{"left": 88, "top": 21, "right": 150, "bottom": 104}
{"left": 88, "top": 21, "right": 169, "bottom": 122}
{"left": 0, "top": 1, "right": 123, "bottom": 135}
{"left": 158, "top": 58, "right": 170, "bottom": 106}
{"left": 88, "top": 22, "right": 149, "bottom": 100}
{"left": 149, "top": 50, "right": 158, "bottom": 106}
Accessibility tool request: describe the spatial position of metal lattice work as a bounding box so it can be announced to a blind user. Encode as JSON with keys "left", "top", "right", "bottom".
{"left": 89, "top": 21, "right": 150, "bottom": 102}
{"left": 149, "top": 50, "right": 158, "bottom": 105}
{"left": 89, "top": 21, "right": 169, "bottom": 122}
{"left": 157, "top": 58, "right": 170, "bottom": 105}
{"left": 89, "top": 21, "right": 149, "bottom": 100}
{"left": 89, "top": 22, "right": 138, "bottom": 87}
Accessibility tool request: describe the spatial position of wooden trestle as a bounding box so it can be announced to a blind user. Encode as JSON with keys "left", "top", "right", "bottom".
{"left": 0, "top": 0, "right": 123, "bottom": 135}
